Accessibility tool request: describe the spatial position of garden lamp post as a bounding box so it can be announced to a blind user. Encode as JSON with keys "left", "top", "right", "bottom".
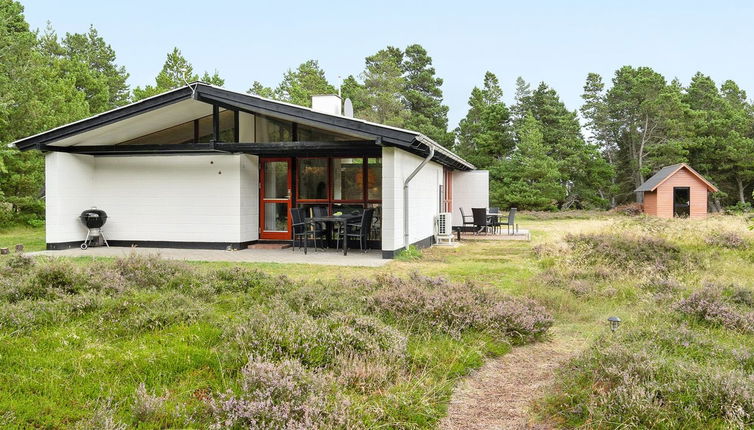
{"left": 607, "top": 316, "right": 621, "bottom": 332}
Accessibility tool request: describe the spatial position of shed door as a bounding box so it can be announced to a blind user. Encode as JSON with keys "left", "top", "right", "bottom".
{"left": 673, "top": 187, "right": 690, "bottom": 218}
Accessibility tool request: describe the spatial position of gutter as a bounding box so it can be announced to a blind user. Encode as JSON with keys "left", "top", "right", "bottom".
{"left": 403, "top": 143, "right": 435, "bottom": 249}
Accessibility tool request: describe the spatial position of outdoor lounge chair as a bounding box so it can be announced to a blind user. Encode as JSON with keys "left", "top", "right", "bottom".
{"left": 488, "top": 207, "right": 501, "bottom": 234}
{"left": 499, "top": 207, "right": 518, "bottom": 235}
{"left": 291, "top": 207, "right": 325, "bottom": 253}
{"left": 459, "top": 207, "right": 475, "bottom": 230}
{"left": 472, "top": 207, "right": 491, "bottom": 234}
{"left": 339, "top": 208, "right": 375, "bottom": 253}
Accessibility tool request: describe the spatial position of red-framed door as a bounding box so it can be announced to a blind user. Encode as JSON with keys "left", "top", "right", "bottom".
{"left": 259, "top": 158, "right": 293, "bottom": 240}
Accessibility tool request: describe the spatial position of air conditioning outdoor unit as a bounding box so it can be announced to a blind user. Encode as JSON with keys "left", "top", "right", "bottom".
{"left": 434, "top": 212, "right": 453, "bottom": 245}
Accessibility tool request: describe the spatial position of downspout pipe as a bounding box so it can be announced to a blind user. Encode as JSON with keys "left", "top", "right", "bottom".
{"left": 403, "top": 144, "right": 435, "bottom": 249}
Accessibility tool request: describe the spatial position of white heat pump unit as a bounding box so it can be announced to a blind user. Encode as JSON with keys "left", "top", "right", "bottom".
{"left": 434, "top": 212, "right": 453, "bottom": 245}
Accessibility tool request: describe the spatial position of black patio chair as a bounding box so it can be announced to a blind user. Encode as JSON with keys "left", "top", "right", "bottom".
{"left": 339, "top": 208, "right": 375, "bottom": 253}
{"left": 488, "top": 207, "right": 501, "bottom": 234}
{"left": 459, "top": 207, "right": 475, "bottom": 230}
{"left": 498, "top": 207, "right": 518, "bottom": 235}
{"left": 472, "top": 207, "right": 490, "bottom": 234}
{"left": 291, "top": 207, "right": 325, "bottom": 253}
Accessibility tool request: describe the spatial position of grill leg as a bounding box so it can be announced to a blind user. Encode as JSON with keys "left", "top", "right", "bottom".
{"left": 101, "top": 230, "right": 110, "bottom": 248}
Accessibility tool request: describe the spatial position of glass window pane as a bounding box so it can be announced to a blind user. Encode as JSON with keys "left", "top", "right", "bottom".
{"left": 333, "top": 203, "right": 363, "bottom": 216}
{"left": 367, "top": 203, "right": 381, "bottom": 240}
{"left": 198, "top": 110, "right": 235, "bottom": 143}
{"left": 256, "top": 116, "right": 292, "bottom": 142}
{"left": 367, "top": 158, "right": 381, "bottom": 200}
{"left": 297, "top": 124, "right": 355, "bottom": 141}
{"left": 298, "top": 204, "right": 329, "bottom": 218}
{"left": 264, "top": 162, "right": 289, "bottom": 199}
{"left": 120, "top": 120, "right": 194, "bottom": 145}
{"left": 333, "top": 158, "right": 363, "bottom": 200}
{"left": 298, "top": 159, "right": 328, "bottom": 200}
{"left": 264, "top": 203, "right": 288, "bottom": 231}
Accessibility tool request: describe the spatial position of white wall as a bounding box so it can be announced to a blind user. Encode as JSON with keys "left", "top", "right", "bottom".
{"left": 451, "top": 170, "right": 489, "bottom": 225}
{"left": 381, "top": 147, "right": 444, "bottom": 252}
{"left": 239, "top": 154, "right": 259, "bottom": 242}
{"left": 45, "top": 152, "right": 95, "bottom": 243}
{"left": 46, "top": 153, "right": 259, "bottom": 246}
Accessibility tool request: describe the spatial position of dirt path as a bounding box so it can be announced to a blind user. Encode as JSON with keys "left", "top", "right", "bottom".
{"left": 440, "top": 335, "right": 583, "bottom": 430}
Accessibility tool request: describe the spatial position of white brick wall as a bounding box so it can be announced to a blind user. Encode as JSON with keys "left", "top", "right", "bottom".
{"left": 381, "top": 147, "right": 444, "bottom": 252}
{"left": 45, "top": 153, "right": 259, "bottom": 245}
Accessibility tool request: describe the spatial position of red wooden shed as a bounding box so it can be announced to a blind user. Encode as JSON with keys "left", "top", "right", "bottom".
{"left": 635, "top": 163, "right": 718, "bottom": 219}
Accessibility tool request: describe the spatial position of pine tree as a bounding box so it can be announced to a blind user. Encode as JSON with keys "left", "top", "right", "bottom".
{"left": 273, "top": 60, "right": 336, "bottom": 107}
{"left": 401, "top": 44, "right": 451, "bottom": 145}
{"left": 454, "top": 72, "right": 514, "bottom": 169}
{"left": 492, "top": 113, "right": 564, "bottom": 210}
{"left": 133, "top": 47, "right": 224, "bottom": 100}
{"left": 359, "top": 47, "right": 408, "bottom": 126}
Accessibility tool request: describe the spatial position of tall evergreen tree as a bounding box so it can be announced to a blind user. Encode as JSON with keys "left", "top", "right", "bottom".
{"left": 273, "top": 60, "right": 336, "bottom": 107}
{"left": 491, "top": 113, "right": 564, "bottom": 210}
{"left": 520, "top": 82, "right": 613, "bottom": 208}
{"left": 247, "top": 81, "right": 274, "bottom": 98}
{"left": 358, "top": 47, "right": 408, "bottom": 126}
{"left": 401, "top": 44, "right": 451, "bottom": 145}
{"left": 454, "top": 72, "right": 514, "bottom": 169}
{"left": 0, "top": 0, "right": 89, "bottom": 225}
{"left": 133, "top": 47, "right": 224, "bottom": 100}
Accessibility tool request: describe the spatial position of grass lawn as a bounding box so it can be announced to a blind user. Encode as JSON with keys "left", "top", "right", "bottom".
{"left": 0, "top": 225, "right": 45, "bottom": 252}
{"left": 1, "top": 215, "right": 753, "bottom": 428}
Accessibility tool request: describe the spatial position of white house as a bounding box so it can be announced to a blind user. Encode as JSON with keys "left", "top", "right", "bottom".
{"left": 13, "top": 83, "right": 488, "bottom": 258}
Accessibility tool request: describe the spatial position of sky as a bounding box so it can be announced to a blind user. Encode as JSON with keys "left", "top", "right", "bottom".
{"left": 20, "top": 0, "right": 754, "bottom": 128}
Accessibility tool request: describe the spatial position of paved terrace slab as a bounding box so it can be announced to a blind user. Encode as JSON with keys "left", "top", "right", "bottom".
{"left": 30, "top": 246, "right": 390, "bottom": 267}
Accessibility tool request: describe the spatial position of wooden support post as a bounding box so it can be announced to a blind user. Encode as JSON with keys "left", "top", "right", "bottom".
{"left": 0, "top": 248, "right": 9, "bottom": 255}
{"left": 212, "top": 104, "right": 220, "bottom": 142}
{"left": 15, "top": 244, "right": 24, "bottom": 253}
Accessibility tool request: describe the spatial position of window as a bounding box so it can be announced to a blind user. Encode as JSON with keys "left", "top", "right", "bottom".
{"left": 197, "top": 110, "right": 236, "bottom": 143}
{"left": 298, "top": 158, "right": 328, "bottom": 200}
{"left": 256, "top": 115, "right": 292, "bottom": 142}
{"left": 333, "top": 158, "right": 364, "bottom": 201}
{"left": 367, "top": 158, "right": 381, "bottom": 200}
{"left": 297, "top": 124, "right": 354, "bottom": 141}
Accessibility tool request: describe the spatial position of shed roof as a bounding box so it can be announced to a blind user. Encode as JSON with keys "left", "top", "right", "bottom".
{"left": 635, "top": 163, "right": 718, "bottom": 192}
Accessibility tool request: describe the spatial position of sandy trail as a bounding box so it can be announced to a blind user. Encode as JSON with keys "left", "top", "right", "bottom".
{"left": 440, "top": 335, "right": 583, "bottom": 430}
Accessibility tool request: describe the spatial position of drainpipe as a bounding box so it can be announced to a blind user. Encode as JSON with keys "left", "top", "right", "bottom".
{"left": 403, "top": 144, "right": 435, "bottom": 249}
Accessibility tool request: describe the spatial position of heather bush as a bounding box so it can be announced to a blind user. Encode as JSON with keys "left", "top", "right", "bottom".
{"left": 210, "top": 266, "right": 285, "bottom": 295}
{"left": 564, "top": 232, "right": 682, "bottom": 274}
{"left": 75, "top": 399, "right": 127, "bottom": 430}
{"left": 675, "top": 287, "right": 754, "bottom": 332}
{"left": 547, "top": 326, "right": 754, "bottom": 429}
{"left": 209, "top": 356, "right": 352, "bottom": 429}
{"left": 705, "top": 230, "right": 750, "bottom": 249}
{"left": 132, "top": 383, "right": 167, "bottom": 423}
{"left": 232, "top": 302, "right": 407, "bottom": 367}
{"left": 113, "top": 253, "right": 196, "bottom": 290}
{"left": 99, "top": 291, "right": 211, "bottom": 336}
{"left": 367, "top": 273, "right": 552, "bottom": 342}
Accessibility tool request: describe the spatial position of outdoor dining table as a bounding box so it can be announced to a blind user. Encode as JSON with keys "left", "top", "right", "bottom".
{"left": 305, "top": 214, "right": 361, "bottom": 256}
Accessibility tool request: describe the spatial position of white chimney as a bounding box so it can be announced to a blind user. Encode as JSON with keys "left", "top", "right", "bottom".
{"left": 311, "top": 95, "right": 342, "bottom": 116}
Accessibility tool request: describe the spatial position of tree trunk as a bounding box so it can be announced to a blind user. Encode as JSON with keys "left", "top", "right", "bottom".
{"left": 736, "top": 176, "right": 746, "bottom": 204}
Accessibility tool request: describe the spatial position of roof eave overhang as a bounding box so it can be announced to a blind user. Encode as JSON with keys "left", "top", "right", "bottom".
{"left": 13, "top": 83, "right": 475, "bottom": 171}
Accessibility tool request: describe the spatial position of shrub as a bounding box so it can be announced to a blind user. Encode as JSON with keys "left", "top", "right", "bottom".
{"left": 612, "top": 202, "right": 643, "bottom": 216}
{"left": 564, "top": 233, "right": 682, "bottom": 274}
{"left": 75, "top": 399, "right": 126, "bottom": 430}
{"left": 546, "top": 327, "right": 754, "bottom": 429}
{"left": 100, "top": 291, "right": 210, "bottom": 336}
{"left": 367, "top": 273, "right": 552, "bottom": 342}
{"left": 395, "top": 245, "right": 422, "bottom": 261}
{"left": 210, "top": 267, "right": 283, "bottom": 294}
{"left": 675, "top": 287, "right": 754, "bottom": 333}
{"left": 209, "top": 356, "right": 351, "bottom": 429}
{"left": 132, "top": 383, "right": 166, "bottom": 423}
{"left": 705, "top": 230, "right": 750, "bottom": 249}
{"left": 233, "top": 302, "right": 407, "bottom": 368}
{"left": 113, "top": 254, "right": 195, "bottom": 290}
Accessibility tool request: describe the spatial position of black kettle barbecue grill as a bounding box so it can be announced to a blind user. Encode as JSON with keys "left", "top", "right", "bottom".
{"left": 79, "top": 208, "right": 109, "bottom": 250}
